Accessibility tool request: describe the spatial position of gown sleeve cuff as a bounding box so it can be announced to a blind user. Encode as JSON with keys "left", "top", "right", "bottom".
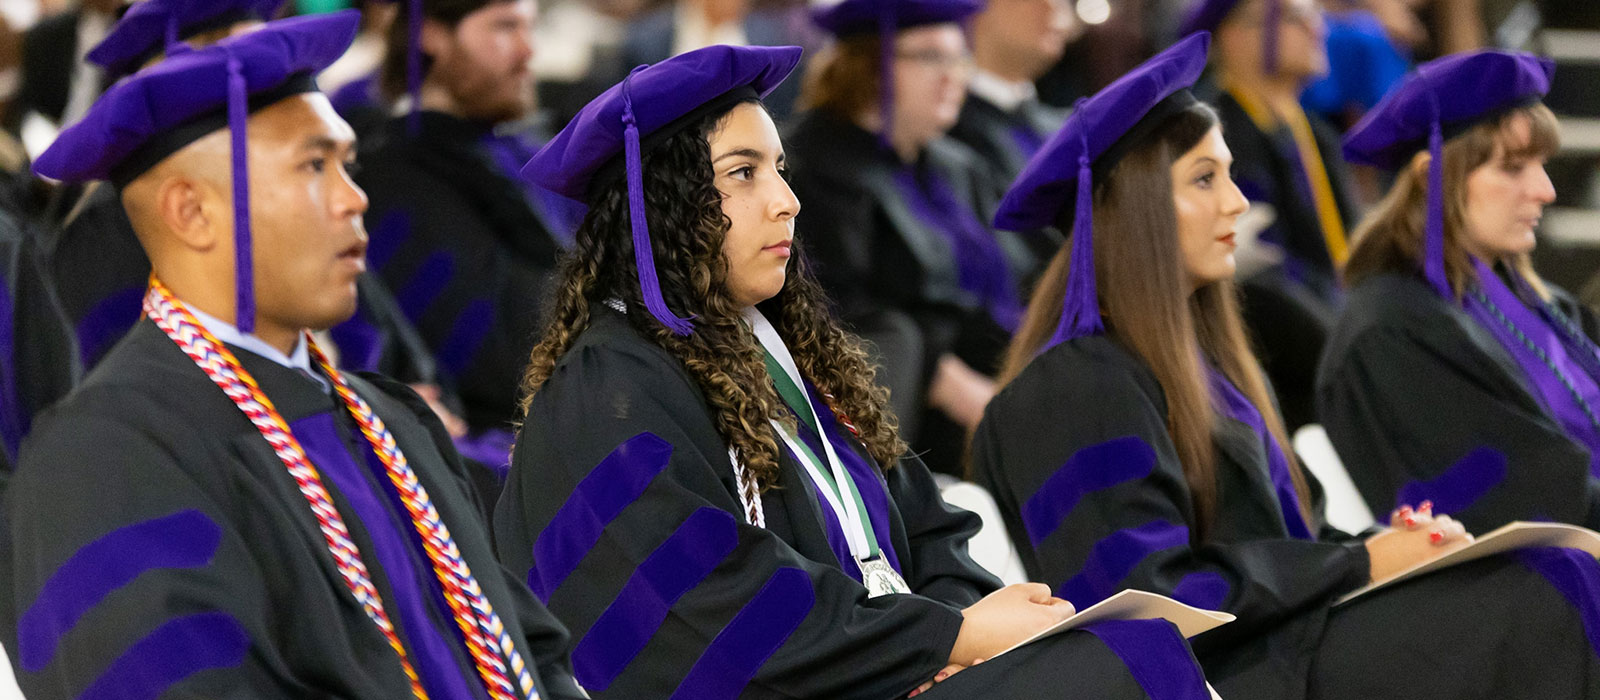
{"left": 1335, "top": 539, "right": 1372, "bottom": 594}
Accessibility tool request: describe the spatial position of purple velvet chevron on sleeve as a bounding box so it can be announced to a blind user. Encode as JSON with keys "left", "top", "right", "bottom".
{"left": 529, "top": 432, "right": 674, "bottom": 600}
{"left": 1397, "top": 446, "right": 1508, "bottom": 516}
{"left": 17, "top": 509, "right": 223, "bottom": 672}
{"left": 571, "top": 507, "right": 740, "bottom": 690}
{"left": 1059, "top": 520, "right": 1191, "bottom": 609}
{"left": 1021, "top": 436, "right": 1158, "bottom": 548}
{"left": 667, "top": 567, "right": 814, "bottom": 700}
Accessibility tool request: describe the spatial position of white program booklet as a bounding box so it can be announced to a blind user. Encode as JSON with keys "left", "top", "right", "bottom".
{"left": 992, "top": 589, "right": 1236, "bottom": 659}
{"left": 1336, "top": 521, "right": 1600, "bottom": 605}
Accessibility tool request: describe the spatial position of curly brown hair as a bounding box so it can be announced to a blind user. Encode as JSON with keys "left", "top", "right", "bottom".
{"left": 519, "top": 99, "right": 906, "bottom": 496}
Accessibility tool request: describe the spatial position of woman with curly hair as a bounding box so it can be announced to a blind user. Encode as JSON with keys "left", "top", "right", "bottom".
{"left": 494, "top": 44, "right": 1213, "bottom": 700}
{"left": 1317, "top": 50, "right": 1600, "bottom": 534}
{"left": 971, "top": 33, "right": 1600, "bottom": 700}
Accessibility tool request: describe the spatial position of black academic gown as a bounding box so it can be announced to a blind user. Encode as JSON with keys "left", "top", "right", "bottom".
{"left": 8, "top": 9, "right": 83, "bottom": 130}
{"left": 3, "top": 319, "right": 585, "bottom": 699}
{"left": 1318, "top": 271, "right": 1600, "bottom": 532}
{"left": 45, "top": 183, "right": 147, "bottom": 371}
{"left": 0, "top": 207, "right": 77, "bottom": 470}
{"left": 973, "top": 333, "right": 1600, "bottom": 699}
{"left": 1208, "top": 89, "right": 1358, "bottom": 431}
{"left": 359, "top": 111, "right": 564, "bottom": 433}
{"left": 947, "top": 92, "right": 1066, "bottom": 195}
{"left": 784, "top": 110, "right": 1044, "bottom": 474}
{"left": 494, "top": 306, "right": 1210, "bottom": 700}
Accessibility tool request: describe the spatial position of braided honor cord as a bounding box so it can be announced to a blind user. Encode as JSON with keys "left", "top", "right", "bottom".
{"left": 144, "top": 280, "right": 538, "bottom": 700}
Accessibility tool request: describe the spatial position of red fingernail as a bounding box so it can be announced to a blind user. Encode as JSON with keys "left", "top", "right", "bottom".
{"left": 1399, "top": 505, "right": 1413, "bottom": 515}
{"left": 1429, "top": 530, "right": 1443, "bottom": 543}
{"left": 1419, "top": 500, "right": 1433, "bottom": 512}
{"left": 1403, "top": 516, "right": 1417, "bottom": 528}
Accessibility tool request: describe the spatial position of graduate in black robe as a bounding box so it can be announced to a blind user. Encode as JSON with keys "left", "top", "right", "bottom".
{"left": 972, "top": 33, "right": 1600, "bottom": 700}
{"left": 948, "top": 0, "right": 1076, "bottom": 192}
{"left": 7, "top": 16, "right": 583, "bottom": 698}
{"left": 1183, "top": 0, "right": 1360, "bottom": 431}
{"left": 359, "top": 0, "right": 579, "bottom": 434}
{"left": 1319, "top": 51, "right": 1600, "bottom": 532}
{"left": 0, "top": 206, "right": 77, "bottom": 472}
{"left": 785, "top": 0, "right": 1048, "bottom": 475}
{"left": 498, "top": 43, "right": 1213, "bottom": 700}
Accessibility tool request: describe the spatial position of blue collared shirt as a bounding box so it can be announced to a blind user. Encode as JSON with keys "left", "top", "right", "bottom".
{"left": 185, "top": 305, "right": 331, "bottom": 394}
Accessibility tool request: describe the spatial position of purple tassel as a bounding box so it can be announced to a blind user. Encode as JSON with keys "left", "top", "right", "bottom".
{"left": 876, "top": 2, "right": 896, "bottom": 152}
{"left": 1050, "top": 104, "right": 1104, "bottom": 346}
{"left": 162, "top": 12, "right": 195, "bottom": 60}
{"left": 165, "top": 13, "right": 180, "bottom": 52}
{"left": 1262, "top": 0, "right": 1280, "bottom": 75}
{"left": 226, "top": 54, "right": 255, "bottom": 334}
{"left": 620, "top": 66, "right": 694, "bottom": 336}
{"left": 1422, "top": 71, "right": 1450, "bottom": 299}
{"left": 406, "top": 0, "right": 423, "bottom": 137}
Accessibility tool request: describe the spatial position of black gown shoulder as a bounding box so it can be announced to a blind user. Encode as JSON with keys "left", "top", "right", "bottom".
{"left": 357, "top": 112, "right": 561, "bottom": 432}
{"left": 947, "top": 93, "right": 1066, "bottom": 192}
{"left": 45, "top": 182, "right": 145, "bottom": 372}
{"left": 976, "top": 329, "right": 1600, "bottom": 699}
{"left": 1, "top": 206, "right": 77, "bottom": 472}
{"left": 4, "top": 319, "right": 584, "bottom": 699}
{"left": 1317, "top": 271, "right": 1600, "bottom": 531}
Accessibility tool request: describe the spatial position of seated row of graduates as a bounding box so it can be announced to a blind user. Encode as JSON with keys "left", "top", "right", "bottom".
{"left": 7, "top": 8, "right": 1600, "bottom": 700}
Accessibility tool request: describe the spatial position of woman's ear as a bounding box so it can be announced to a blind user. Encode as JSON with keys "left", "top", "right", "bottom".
{"left": 1408, "top": 150, "right": 1431, "bottom": 180}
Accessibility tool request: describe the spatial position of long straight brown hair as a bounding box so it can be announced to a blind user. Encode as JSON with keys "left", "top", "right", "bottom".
{"left": 1000, "top": 103, "right": 1312, "bottom": 538}
{"left": 1344, "top": 104, "right": 1561, "bottom": 300}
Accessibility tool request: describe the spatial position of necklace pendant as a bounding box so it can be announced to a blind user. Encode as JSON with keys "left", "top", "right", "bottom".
{"left": 859, "top": 557, "right": 910, "bottom": 598}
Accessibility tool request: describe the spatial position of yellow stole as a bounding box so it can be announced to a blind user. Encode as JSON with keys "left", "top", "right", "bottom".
{"left": 1223, "top": 80, "right": 1349, "bottom": 266}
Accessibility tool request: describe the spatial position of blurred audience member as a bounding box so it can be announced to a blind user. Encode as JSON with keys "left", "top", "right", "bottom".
{"left": 360, "top": 0, "right": 576, "bottom": 434}
{"left": 949, "top": 0, "right": 1078, "bottom": 190}
{"left": 0, "top": 205, "right": 75, "bottom": 474}
{"left": 8, "top": 0, "right": 123, "bottom": 154}
{"left": 619, "top": 0, "right": 812, "bottom": 118}
{"left": 1300, "top": 1, "right": 1411, "bottom": 130}
{"left": 788, "top": 0, "right": 1041, "bottom": 476}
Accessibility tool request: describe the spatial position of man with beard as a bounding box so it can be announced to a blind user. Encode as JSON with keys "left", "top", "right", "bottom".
{"left": 359, "top": 0, "right": 580, "bottom": 438}
{"left": 948, "top": 0, "right": 1078, "bottom": 192}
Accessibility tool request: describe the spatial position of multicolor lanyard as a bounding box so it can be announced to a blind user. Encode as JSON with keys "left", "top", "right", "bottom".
{"left": 143, "top": 279, "right": 538, "bottom": 700}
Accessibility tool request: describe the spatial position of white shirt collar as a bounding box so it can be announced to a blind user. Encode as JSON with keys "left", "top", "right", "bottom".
{"left": 967, "top": 69, "right": 1038, "bottom": 113}
{"left": 672, "top": 5, "right": 748, "bottom": 56}
{"left": 186, "top": 304, "right": 327, "bottom": 391}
